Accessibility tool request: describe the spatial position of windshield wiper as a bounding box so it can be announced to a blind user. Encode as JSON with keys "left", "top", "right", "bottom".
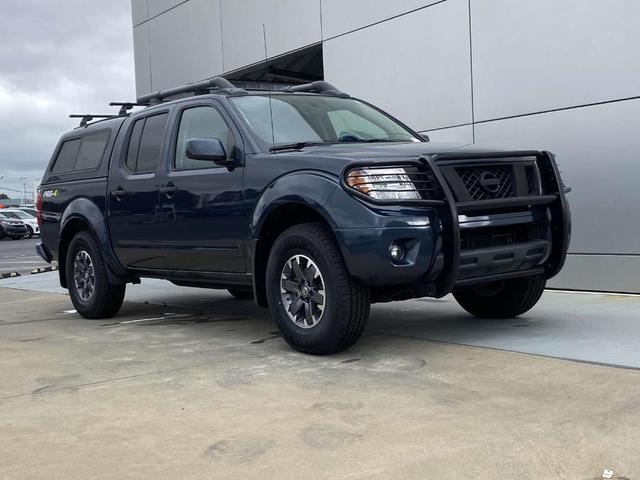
{"left": 338, "top": 138, "right": 403, "bottom": 144}
{"left": 269, "top": 141, "right": 326, "bottom": 152}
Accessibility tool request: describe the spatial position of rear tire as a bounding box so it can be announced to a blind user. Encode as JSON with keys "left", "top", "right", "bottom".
{"left": 227, "top": 288, "right": 253, "bottom": 300}
{"left": 266, "top": 223, "right": 370, "bottom": 355}
{"left": 66, "top": 231, "right": 125, "bottom": 319}
{"left": 453, "top": 276, "right": 546, "bottom": 319}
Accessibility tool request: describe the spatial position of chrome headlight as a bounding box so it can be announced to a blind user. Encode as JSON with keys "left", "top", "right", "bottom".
{"left": 346, "top": 167, "right": 421, "bottom": 200}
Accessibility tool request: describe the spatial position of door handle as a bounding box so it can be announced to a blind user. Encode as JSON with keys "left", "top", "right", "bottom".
{"left": 159, "top": 182, "right": 177, "bottom": 198}
{"left": 110, "top": 186, "right": 126, "bottom": 201}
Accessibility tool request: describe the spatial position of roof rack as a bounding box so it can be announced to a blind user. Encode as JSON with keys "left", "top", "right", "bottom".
{"left": 109, "top": 102, "right": 148, "bottom": 115}
{"left": 136, "top": 76, "right": 247, "bottom": 105}
{"left": 69, "top": 114, "right": 119, "bottom": 128}
{"left": 280, "top": 81, "right": 350, "bottom": 98}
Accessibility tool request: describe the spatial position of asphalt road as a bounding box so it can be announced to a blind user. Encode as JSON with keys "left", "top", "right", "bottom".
{"left": 0, "top": 237, "right": 50, "bottom": 275}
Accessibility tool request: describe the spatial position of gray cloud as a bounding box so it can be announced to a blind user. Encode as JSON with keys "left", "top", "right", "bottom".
{"left": 0, "top": 0, "right": 135, "bottom": 197}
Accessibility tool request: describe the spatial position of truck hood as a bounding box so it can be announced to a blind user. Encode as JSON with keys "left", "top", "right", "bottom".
{"left": 271, "top": 141, "right": 521, "bottom": 161}
{"left": 252, "top": 141, "right": 541, "bottom": 179}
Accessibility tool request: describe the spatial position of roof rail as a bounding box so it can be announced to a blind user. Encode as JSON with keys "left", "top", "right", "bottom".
{"left": 280, "top": 81, "right": 349, "bottom": 98}
{"left": 136, "top": 77, "right": 247, "bottom": 105}
{"left": 69, "top": 114, "right": 118, "bottom": 128}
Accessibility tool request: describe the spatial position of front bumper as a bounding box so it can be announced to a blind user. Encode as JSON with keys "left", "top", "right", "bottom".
{"left": 336, "top": 151, "right": 571, "bottom": 297}
{"left": 2, "top": 224, "right": 28, "bottom": 236}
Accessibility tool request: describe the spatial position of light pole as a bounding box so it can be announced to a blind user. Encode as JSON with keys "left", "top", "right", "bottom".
{"left": 32, "top": 177, "right": 41, "bottom": 203}
{"left": 18, "top": 176, "right": 27, "bottom": 206}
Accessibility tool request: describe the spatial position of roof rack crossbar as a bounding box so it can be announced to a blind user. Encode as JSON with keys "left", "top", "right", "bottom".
{"left": 109, "top": 102, "right": 148, "bottom": 115}
{"left": 280, "top": 81, "right": 349, "bottom": 98}
{"left": 69, "top": 114, "right": 118, "bottom": 128}
{"left": 136, "top": 77, "right": 246, "bottom": 105}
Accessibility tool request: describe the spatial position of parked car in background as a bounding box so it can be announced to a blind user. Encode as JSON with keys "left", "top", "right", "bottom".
{"left": 0, "top": 209, "right": 39, "bottom": 238}
{"left": 17, "top": 207, "right": 37, "bottom": 217}
{"left": 0, "top": 212, "right": 28, "bottom": 240}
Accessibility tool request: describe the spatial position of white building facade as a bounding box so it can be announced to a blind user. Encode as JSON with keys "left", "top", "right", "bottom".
{"left": 131, "top": 0, "right": 640, "bottom": 293}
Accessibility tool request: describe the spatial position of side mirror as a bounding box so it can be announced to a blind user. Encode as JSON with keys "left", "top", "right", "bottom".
{"left": 186, "top": 138, "right": 230, "bottom": 165}
{"left": 419, "top": 133, "right": 430, "bottom": 142}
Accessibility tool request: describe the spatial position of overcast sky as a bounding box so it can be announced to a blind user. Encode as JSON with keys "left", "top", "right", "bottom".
{"left": 0, "top": 0, "right": 135, "bottom": 198}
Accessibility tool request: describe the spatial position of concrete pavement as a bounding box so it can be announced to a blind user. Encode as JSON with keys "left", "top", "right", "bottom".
{"left": 4, "top": 271, "right": 640, "bottom": 368}
{"left": 1, "top": 283, "right": 639, "bottom": 479}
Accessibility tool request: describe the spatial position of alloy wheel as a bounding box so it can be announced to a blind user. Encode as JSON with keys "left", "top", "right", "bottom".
{"left": 73, "top": 250, "right": 96, "bottom": 302}
{"left": 280, "top": 254, "right": 326, "bottom": 328}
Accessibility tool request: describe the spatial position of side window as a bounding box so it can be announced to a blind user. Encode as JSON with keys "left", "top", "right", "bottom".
{"left": 174, "top": 106, "right": 236, "bottom": 170}
{"left": 52, "top": 139, "right": 81, "bottom": 173}
{"left": 125, "top": 118, "right": 144, "bottom": 172}
{"left": 74, "top": 130, "right": 110, "bottom": 170}
{"left": 124, "top": 113, "right": 168, "bottom": 174}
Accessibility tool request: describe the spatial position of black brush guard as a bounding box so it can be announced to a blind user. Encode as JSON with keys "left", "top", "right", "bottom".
{"left": 342, "top": 150, "right": 571, "bottom": 298}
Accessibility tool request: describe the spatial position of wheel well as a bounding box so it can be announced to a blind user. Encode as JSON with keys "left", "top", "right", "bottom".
{"left": 58, "top": 218, "right": 92, "bottom": 288}
{"left": 253, "top": 204, "right": 331, "bottom": 307}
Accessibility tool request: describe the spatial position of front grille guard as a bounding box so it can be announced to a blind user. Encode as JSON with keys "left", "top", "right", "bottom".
{"left": 341, "top": 150, "right": 571, "bottom": 297}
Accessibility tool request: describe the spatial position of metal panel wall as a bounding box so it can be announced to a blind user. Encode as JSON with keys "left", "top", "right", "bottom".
{"left": 132, "top": 23, "right": 152, "bottom": 95}
{"left": 323, "top": 0, "right": 472, "bottom": 132}
{"left": 131, "top": 0, "right": 148, "bottom": 25}
{"left": 320, "top": 0, "right": 442, "bottom": 39}
{"left": 421, "top": 125, "right": 473, "bottom": 145}
{"left": 147, "top": 0, "right": 186, "bottom": 18}
{"left": 220, "top": 0, "right": 322, "bottom": 73}
{"left": 471, "top": 0, "right": 640, "bottom": 121}
{"left": 147, "top": 0, "right": 223, "bottom": 91}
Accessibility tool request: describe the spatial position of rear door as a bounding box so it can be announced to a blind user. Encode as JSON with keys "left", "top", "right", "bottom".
{"left": 157, "top": 100, "right": 247, "bottom": 272}
{"left": 108, "top": 111, "right": 170, "bottom": 269}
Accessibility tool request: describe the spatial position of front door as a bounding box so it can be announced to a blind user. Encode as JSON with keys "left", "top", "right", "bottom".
{"left": 108, "top": 111, "right": 169, "bottom": 269}
{"left": 158, "top": 102, "right": 247, "bottom": 272}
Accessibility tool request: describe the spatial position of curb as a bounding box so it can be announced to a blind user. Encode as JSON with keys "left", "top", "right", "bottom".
{"left": 0, "top": 272, "right": 21, "bottom": 279}
{"left": 31, "top": 266, "right": 58, "bottom": 275}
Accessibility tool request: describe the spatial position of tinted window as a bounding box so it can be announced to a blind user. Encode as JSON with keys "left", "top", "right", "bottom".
{"left": 175, "top": 107, "right": 236, "bottom": 170}
{"left": 125, "top": 118, "right": 144, "bottom": 171}
{"left": 52, "top": 139, "right": 81, "bottom": 173}
{"left": 136, "top": 113, "right": 168, "bottom": 173}
{"left": 75, "top": 130, "right": 110, "bottom": 170}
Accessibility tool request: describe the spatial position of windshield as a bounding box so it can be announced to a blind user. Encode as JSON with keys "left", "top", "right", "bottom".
{"left": 231, "top": 94, "right": 421, "bottom": 147}
{"left": 0, "top": 211, "right": 19, "bottom": 219}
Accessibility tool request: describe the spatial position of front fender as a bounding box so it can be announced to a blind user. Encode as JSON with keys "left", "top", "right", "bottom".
{"left": 251, "top": 171, "right": 340, "bottom": 237}
{"left": 60, "top": 198, "right": 127, "bottom": 278}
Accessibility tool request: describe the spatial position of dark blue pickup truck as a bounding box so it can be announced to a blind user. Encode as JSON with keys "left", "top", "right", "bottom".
{"left": 36, "top": 79, "right": 570, "bottom": 354}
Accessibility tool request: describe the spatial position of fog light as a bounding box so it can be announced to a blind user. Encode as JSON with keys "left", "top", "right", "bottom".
{"left": 389, "top": 242, "right": 404, "bottom": 262}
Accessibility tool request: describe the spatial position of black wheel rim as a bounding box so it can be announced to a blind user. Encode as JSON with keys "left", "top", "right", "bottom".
{"left": 73, "top": 250, "right": 95, "bottom": 302}
{"left": 280, "top": 254, "right": 326, "bottom": 329}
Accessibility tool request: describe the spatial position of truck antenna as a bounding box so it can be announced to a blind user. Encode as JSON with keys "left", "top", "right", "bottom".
{"left": 262, "top": 23, "right": 276, "bottom": 150}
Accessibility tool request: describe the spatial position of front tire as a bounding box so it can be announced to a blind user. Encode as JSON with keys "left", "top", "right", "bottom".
{"left": 66, "top": 231, "right": 125, "bottom": 319}
{"left": 266, "top": 223, "right": 370, "bottom": 355}
{"left": 24, "top": 226, "right": 33, "bottom": 239}
{"left": 453, "top": 276, "right": 546, "bottom": 319}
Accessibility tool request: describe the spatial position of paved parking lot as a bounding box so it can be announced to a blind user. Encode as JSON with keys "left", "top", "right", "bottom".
{"left": 1, "top": 278, "right": 639, "bottom": 479}
{"left": 0, "top": 237, "right": 50, "bottom": 275}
